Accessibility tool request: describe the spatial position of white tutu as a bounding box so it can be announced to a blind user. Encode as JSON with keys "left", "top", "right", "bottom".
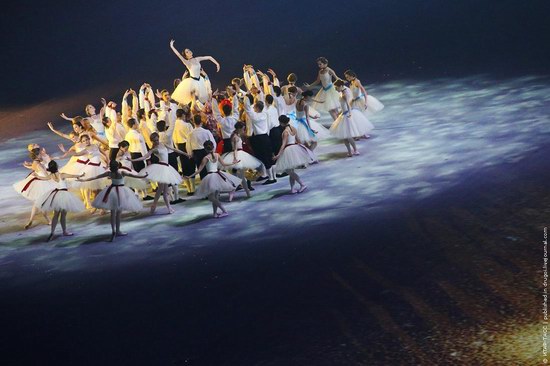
{"left": 141, "top": 163, "right": 182, "bottom": 185}
{"left": 38, "top": 188, "right": 85, "bottom": 212}
{"left": 308, "top": 106, "right": 321, "bottom": 119}
{"left": 172, "top": 76, "right": 209, "bottom": 105}
{"left": 275, "top": 144, "right": 316, "bottom": 173}
{"left": 312, "top": 84, "right": 341, "bottom": 112}
{"left": 195, "top": 170, "right": 241, "bottom": 197}
{"left": 118, "top": 166, "right": 148, "bottom": 190}
{"left": 308, "top": 119, "right": 331, "bottom": 140}
{"left": 292, "top": 118, "right": 317, "bottom": 144}
{"left": 366, "top": 95, "right": 384, "bottom": 113}
{"left": 77, "top": 162, "right": 109, "bottom": 190}
{"left": 13, "top": 174, "right": 57, "bottom": 202}
{"left": 220, "top": 150, "right": 263, "bottom": 171}
{"left": 60, "top": 156, "right": 90, "bottom": 175}
{"left": 92, "top": 185, "right": 143, "bottom": 212}
{"left": 330, "top": 109, "right": 374, "bottom": 139}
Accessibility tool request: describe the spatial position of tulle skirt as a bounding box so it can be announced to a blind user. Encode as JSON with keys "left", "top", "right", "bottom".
{"left": 353, "top": 95, "right": 384, "bottom": 117}
{"left": 195, "top": 171, "right": 241, "bottom": 197}
{"left": 308, "top": 106, "right": 321, "bottom": 119}
{"left": 330, "top": 109, "right": 374, "bottom": 139}
{"left": 38, "top": 189, "right": 85, "bottom": 212}
{"left": 60, "top": 157, "right": 89, "bottom": 175}
{"left": 220, "top": 150, "right": 264, "bottom": 170}
{"left": 92, "top": 185, "right": 143, "bottom": 212}
{"left": 118, "top": 166, "right": 148, "bottom": 190}
{"left": 78, "top": 163, "right": 109, "bottom": 190}
{"left": 312, "top": 85, "right": 341, "bottom": 112}
{"left": 275, "top": 144, "right": 316, "bottom": 173}
{"left": 172, "top": 76, "right": 209, "bottom": 105}
{"left": 141, "top": 163, "right": 182, "bottom": 185}
{"left": 13, "top": 174, "right": 57, "bottom": 202}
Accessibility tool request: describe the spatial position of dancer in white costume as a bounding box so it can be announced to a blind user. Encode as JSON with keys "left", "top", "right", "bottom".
{"left": 305, "top": 57, "right": 342, "bottom": 121}
{"left": 129, "top": 132, "right": 187, "bottom": 214}
{"left": 79, "top": 160, "right": 148, "bottom": 242}
{"left": 13, "top": 146, "right": 55, "bottom": 229}
{"left": 60, "top": 102, "right": 106, "bottom": 139}
{"left": 58, "top": 134, "right": 109, "bottom": 209}
{"left": 221, "top": 122, "right": 264, "bottom": 199}
{"left": 169, "top": 39, "right": 220, "bottom": 105}
{"left": 295, "top": 90, "right": 331, "bottom": 150}
{"left": 33, "top": 161, "right": 85, "bottom": 242}
{"left": 273, "top": 116, "right": 309, "bottom": 194}
{"left": 344, "top": 69, "right": 384, "bottom": 121}
{"left": 115, "top": 141, "right": 148, "bottom": 190}
{"left": 186, "top": 141, "right": 242, "bottom": 218}
{"left": 329, "top": 80, "right": 374, "bottom": 157}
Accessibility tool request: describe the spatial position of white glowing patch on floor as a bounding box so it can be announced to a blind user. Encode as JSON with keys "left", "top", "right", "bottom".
{"left": 1, "top": 74, "right": 550, "bottom": 278}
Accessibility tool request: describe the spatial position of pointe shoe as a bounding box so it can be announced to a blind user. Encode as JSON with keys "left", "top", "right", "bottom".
{"left": 217, "top": 212, "right": 228, "bottom": 218}
{"left": 107, "top": 233, "right": 116, "bottom": 242}
{"left": 24, "top": 222, "right": 32, "bottom": 230}
{"left": 168, "top": 207, "right": 175, "bottom": 214}
{"left": 116, "top": 231, "right": 128, "bottom": 236}
{"left": 46, "top": 233, "right": 55, "bottom": 242}
{"left": 290, "top": 188, "right": 298, "bottom": 194}
{"left": 298, "top": 185, "right": 308, "bottom": 193}
{"left": 150, "top": 205, "right": 157, "bottom": 214}
{"left": 63, "top": 231, "right": 74, "bottom": 236}
{"left": 346, "top": 153, "right": 353, "bottom": 158}
{"left": 353, "top": 151, "right": 360, "bottom": 156}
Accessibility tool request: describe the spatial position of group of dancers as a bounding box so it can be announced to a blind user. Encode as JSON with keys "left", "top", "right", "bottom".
{"left": 13, "top": 40, "right": 384, "bottom": 242}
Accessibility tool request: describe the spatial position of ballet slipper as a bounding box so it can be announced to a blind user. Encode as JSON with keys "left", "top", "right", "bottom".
{"left": 107, "top": 233, "right": 116, "bottom": 242}
{"left": 24, "top": 221, "right": 32, "bottom": 230}
{"left": 298, "top": 185, "right": 308, "bottom": 193}
{"left": 46, "top": 233, "right": 55, "bottom": 242}
{"left": 353, "top": 151, "right": 360, "bottom": 156}
{"left": 63, "top": 231, "right": 74, "bottom": 236}
{"left": 228, "top": 191, "right": 235, "bottom": 202}
{"left": 168, "top": 207, "right": 175, "bottom": 214}
{"left": 218, "top": 212, "right": 228, "bottom": 218}
{"left": 290, "top": 188, "right": 298, "bottom": 194}
{"left": 116, "top": 231, "right": 128, "bottom": 236}
{"left": 150, "top": 205, "right": 157, "bottom": 214}
{"left": 346, "top": 153, "right": 353, "bottom": 158}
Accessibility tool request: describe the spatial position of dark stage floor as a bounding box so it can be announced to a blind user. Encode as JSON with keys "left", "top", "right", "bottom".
{"left": 0, "top": 76, "right": 546, "bottom": 365}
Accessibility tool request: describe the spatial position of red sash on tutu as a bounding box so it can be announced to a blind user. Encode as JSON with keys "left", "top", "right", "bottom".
{"left": 21, "top": 177, "right": 39, "bottom": 192}
{"left": 102, "top": 184, "right": 124, "bottom": 203}
{"left": 41, "top": 188, "right": 68, "bottom": 208}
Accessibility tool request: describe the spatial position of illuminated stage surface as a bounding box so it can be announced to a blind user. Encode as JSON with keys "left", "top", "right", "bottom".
{"left": 0, "top": 75, "right": 547, "bottom": 365}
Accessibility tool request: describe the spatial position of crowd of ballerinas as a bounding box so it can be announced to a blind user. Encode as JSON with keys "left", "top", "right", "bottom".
{"left": 12, "top": 40, "right": 384, "bottom": 242}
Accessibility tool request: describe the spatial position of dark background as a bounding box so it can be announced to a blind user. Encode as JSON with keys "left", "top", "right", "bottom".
{"left": 1, "top": 0, "right": 549, "bottom": 107}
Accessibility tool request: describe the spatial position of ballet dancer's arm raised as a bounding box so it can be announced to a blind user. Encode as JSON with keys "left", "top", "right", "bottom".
{"left": 169, "top": 39, "right": 220, "bottom": 72}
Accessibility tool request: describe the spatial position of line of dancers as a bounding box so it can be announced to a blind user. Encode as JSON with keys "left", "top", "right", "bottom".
{"left": 12, "top": 40, "right": 384, "bottom": 242}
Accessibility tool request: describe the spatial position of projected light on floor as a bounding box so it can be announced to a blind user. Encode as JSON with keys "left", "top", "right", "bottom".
{"left": 0, "top": 74, "right": 549, "bottom": 278}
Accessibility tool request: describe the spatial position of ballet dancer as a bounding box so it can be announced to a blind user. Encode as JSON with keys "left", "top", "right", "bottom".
{"left": 221, "top": 122, "right": 264, "bottom": 198}
{"left": 157, "top": 119, "right": 184, "bottom": 204}
{"left": 60, "top": 102, "right": 106, "bottom": 139}
{"left": 129, "top": 132, "right": 187, "bottom": 214}
{"left": 79, "top": 160, "right": 148, "bottom": 242}
{"left": 329, "top": 80, "right": 374, "bottom": 157}
{"left": 273, "top": 115, "right": 310, "bottom": 194}
{"left": 34, "top": 160, "right": 85, "bottom": 242}
{"left": 13, "top": 146, "right": 55, "bottom": 229}
{"left": 344, "top": 69, "right": 384, "bottom": 119}
{"left": 304, "top": 57, "right": 342, "bottom": 120}
{"left": 115, "top": 141, "right": 149, "bottom": 192}
{"left": 186, "top": 141, "right": 242, "bottom": 218}
{"left": 169, "top": 39, "right": 220, "bottom": 105}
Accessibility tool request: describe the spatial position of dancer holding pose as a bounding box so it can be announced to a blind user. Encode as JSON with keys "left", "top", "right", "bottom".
{"left": 305, "top": 57, "right": 342, "bottom": 120}
{"left": 186, "top": 141, "right": 242, "bottom": 218}
{"left": 129, "top": 132, "right": 187, "bottom": 214}
{"left": 79, "top": 160, "right": 148, "bottom": 242}
{"left": 273, "top": 115, "right": 310, "bottom": 194}
{"left": 115, "top": 141, "right": 148, "bottom": 192}
{"left": 169, "top": 39, "right": 220, "bottom": 105}
{"left": 294, "top": 90, "right": 331, "bottom": 151}
{"left": 221, "top": 122, "right": 264, "bottom": 198}
{"left": 58, "top": 134, "right": 109, "bottom": 209}
{"left": 329, "top": 80, "right": 374, "bottom": 157}
{"left": 344, "top": 70, "right": 384, "bottom": 118}
{"left": 13, "top": 147, "right": 56, "bottom": 229}
{"left": 34, "top": 161, "right": 85, "bottom": 242}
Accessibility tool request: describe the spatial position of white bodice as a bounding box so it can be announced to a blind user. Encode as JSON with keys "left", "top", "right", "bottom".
{"left": 111, "top": 177, "right": 125, "bottom": 185}
{"left": 86, "top": 144, "right": 102, "bottom": 163}
{"left": 320, "top": 72, "right": 332, "bottom": 87}
{"left": 120, "top": 152, "right": 133, "bottom": 169}
{"left": 296, "top": 109, "right": 306, "bottom": 119}
{"left": 286, "top": 131, "right": 297, "bottom": 144}
{"left": 187, "top": 59, "right": 201, "bottom": 78}
{"left": 339, "top": 87, "right": 352, "bottom": 112}
{"left": 206, "top": 157, "right": 219, "bottom": 173}
{"left": 154, "top": 144, "right": 169, "bottom": 163}
{"left": 234, "top": 136, "right": 243, "bottom": 150}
